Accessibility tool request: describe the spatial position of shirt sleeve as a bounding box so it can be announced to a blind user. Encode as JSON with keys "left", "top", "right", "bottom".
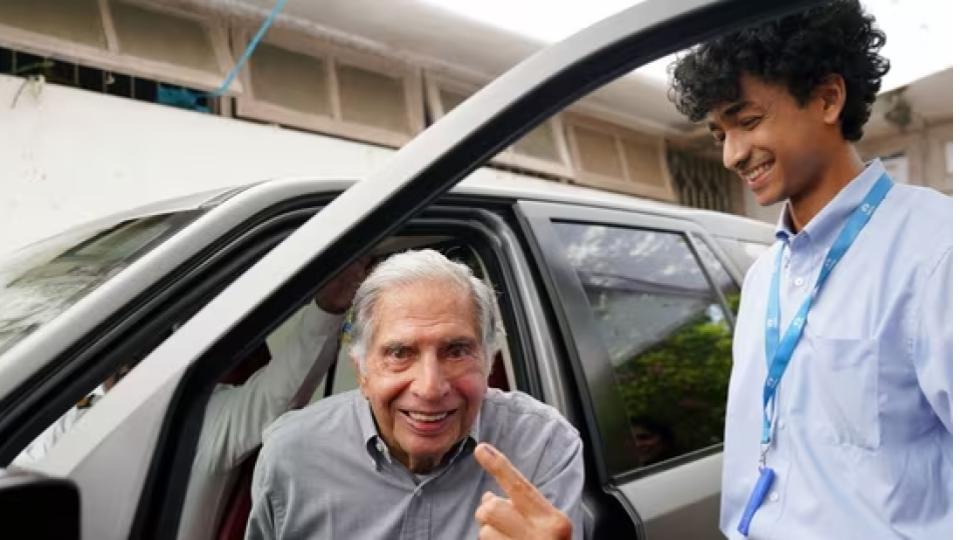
{"left": 11, "top": 406, "right": 89, "bottom": 467}
{"left": 912, "top": 246, "right": 952, "bottom": 433}
{"left": 245, "top": 446, "right": 282, "bottom": 540}
{"left": 532, "top": 425, "right": 586, "bottom": 540}
{"left": 194, "top": 302, "right": 343, "bottom": 472}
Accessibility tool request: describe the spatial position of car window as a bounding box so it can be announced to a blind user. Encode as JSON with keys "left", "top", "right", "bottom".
{"left": 690, "top": 234, "right": 740, "bottom": 315}
{"left": 714, "top": 236, "right": 771, "bottom": 276}
{"left": 0, "top": 211, "right": 200, "bottom": 355}
{"left": 552, "top": 222, "right": 733, "bottom": 472}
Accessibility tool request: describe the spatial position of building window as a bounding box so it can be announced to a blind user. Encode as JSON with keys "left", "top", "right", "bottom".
{"left": 247, "top": 43, "right": 331, "bottom": 117}
{"left": 0, "top": 46, "right": 219, "bottom": 113}
{"left": 553, "top": 222, "right": 734, "bottom": 472}
{"left": 426, "top": 73, "right": 574, "bottom": 179}
{"left": 0, "top": 0, "right": 108, "bottom": 50}
{"left": 564, "top": 113, "right": 676, "bottom": 201}
{"left": 236, "top": 30, "right": 423, "bottom": 148}
{"left": 336, "top": 62, "right": 410, "bottom": 134}
{"left": 666, "top": 147, "right": 738, "bottom": 213}
{"left": 0, "top": 0, "right": 235, "bottom": 94}
{"left": 111, "top": 2, "right": 221, "bottom": 75}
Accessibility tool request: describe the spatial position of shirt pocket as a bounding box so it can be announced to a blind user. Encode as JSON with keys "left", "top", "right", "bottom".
{"left": 807, "top": 335, "right": 880, "bottom": 450}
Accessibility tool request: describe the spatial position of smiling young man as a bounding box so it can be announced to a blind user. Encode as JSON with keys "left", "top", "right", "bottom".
{"left": 670, "top": 1, "right": 952, "bottom": 538}
{"left": 246, "top": 249, "right": 583, "bottom": 539}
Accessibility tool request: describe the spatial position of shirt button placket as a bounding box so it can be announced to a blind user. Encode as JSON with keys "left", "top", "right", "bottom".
{"left": 405, "top": 484, "right": 429, "bottom": 539}
{"left": 402, "top": 490, "right": 423, "bottom": 540}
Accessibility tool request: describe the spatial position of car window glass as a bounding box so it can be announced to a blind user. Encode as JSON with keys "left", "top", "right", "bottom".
{"left": 715, "top": 236, "right": 770, "bottom": 276}
{"left": 690, "top": 234, "right": 740, "bottom": 315}
{"left": 553, "top": 222, "right": 733, "bottom": 471}
{"left": 0, "top": 211, "right": 199, "bottom": 355}
{"left": 328, "top": 338, "right": 359, "bottom": 395}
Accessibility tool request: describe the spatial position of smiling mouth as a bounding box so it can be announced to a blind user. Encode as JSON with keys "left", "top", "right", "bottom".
{"left": 742, "top": 161, "right": 773, "bottom": 183}
{"left": 401, "top": 409, "right": 455, "bottom": 423}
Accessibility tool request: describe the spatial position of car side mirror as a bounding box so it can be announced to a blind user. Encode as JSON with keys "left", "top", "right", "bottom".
{"left": 0, "top": 468, "right": 81, "bottom": 539}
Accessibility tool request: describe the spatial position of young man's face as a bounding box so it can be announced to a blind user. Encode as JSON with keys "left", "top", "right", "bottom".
{"left": 356, "top": 280, "right": 488, "bottom": 474}
{"left": 707, "top": 74, "right": 833, "bottom": 206}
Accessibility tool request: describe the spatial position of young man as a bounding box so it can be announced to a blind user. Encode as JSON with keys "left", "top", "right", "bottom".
{"left": 670, "top": 2, "right": 951, "bottom": 538}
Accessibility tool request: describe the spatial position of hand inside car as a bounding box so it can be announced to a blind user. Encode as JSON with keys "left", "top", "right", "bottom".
{"left": 474, "top": 443, "right": 573, "bottom": 540}
{"left": 314, "top": 255, "right": 373, "bottom": 314}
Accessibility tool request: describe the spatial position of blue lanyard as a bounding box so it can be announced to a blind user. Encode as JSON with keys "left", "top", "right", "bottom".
{"left": 761, "top": 173, "right": 893, "bottom": 444}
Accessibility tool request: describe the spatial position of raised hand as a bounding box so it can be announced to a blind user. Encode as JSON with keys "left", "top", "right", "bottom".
{"left": 314, "top": 255, "right": 372, "bottom": 314}
{"left": 474, "top": 443, "right": 573, "bottom": 540}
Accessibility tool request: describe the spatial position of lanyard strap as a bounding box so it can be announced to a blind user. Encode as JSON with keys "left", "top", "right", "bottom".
{"left": 761, "top": 173, "right": 893, "bottom": 444}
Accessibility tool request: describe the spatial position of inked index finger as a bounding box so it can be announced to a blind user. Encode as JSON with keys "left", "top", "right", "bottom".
{"left": 474, "top": 443, "right": 552, "bottom": 516}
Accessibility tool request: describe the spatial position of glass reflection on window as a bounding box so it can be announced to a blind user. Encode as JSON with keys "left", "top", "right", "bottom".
{"left": 554, "top": 222, "right": 735, "bottom": 469}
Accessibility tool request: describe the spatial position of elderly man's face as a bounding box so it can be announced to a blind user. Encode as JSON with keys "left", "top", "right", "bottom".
{"left": 357, "top": 280, "right": 488, "bottom": 473}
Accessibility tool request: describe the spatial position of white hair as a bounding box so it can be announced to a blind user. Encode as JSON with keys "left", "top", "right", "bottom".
{"left": 348, "top": 249, "right": 498, "bottom": 372}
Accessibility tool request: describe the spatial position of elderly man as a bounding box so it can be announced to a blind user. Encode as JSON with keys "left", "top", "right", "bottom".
{"left": 246, "top": 249, "right": 583, "bottom": 539}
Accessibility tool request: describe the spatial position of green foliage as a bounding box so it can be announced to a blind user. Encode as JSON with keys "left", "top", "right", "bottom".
{"left": 614, "top": 311, "right": 734, "bottom": 462}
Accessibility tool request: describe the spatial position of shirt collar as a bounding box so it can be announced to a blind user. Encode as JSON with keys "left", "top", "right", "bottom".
{"left": 357, "top": 392, "right": 390, "bottom": 467}
{"left": 775, "top": 159, "right": 887, "bottom": 246}
{"left": 357, "top": 391, "right": 482, "bottom": 471}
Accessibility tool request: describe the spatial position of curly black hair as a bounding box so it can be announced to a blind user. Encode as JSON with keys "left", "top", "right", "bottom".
{"left": 668, "top": 0, "right": 889, "bottom": 141}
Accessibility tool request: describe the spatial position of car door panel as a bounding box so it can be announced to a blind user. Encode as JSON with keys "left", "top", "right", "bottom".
{"left": 518, "top": 200, "right": 737, "bottom": 539}
{"left": 35, "top": 374, "right": 180, "bottom": 540}
{"left": 618, "top": 452, "right": 724, "bottom": 539}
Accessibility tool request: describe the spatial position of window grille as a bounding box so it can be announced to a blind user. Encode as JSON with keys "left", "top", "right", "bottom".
{"left": 564, "top": 112, "right": 676, "bottom": 201}
{"left": 0, "top": 0, "right": 235, "bottom": 94}
{"left": 236, "top": 30, "right": 423, "bottom": 148}
{"left": 425, "top": 73, "right": 574, "bottom": 180}
{"left": 666, "top": 148, "right": 737, "bottom": 213}
{"left": 1, "top": 45, "right": 218, "bottom": 113}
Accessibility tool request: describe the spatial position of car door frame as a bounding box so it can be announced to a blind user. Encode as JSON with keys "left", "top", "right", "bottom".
{"left": 516, "top": 199, "right": 741, "bottom": 539}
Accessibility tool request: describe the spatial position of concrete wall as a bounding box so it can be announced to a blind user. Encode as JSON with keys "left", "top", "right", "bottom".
{"left": 0, "top": 73, "right": 398, "bottom": 255}
{"left": 857, "top": 120, "right": 953, "bottom": 194}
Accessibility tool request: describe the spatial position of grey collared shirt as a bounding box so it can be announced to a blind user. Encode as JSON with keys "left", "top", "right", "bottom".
{"left": 246, "top": 388, "right": 584, "bottom": 539}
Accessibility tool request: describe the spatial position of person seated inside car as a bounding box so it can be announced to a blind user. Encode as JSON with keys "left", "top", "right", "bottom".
{"left": 178, "top": 256, "right": 372, "bottom": 540}
{"left": 12, "top": 363, "right": 131, "bottom": 465}
{"left": 246, "top": 249, "right": 584, "bottom": 540}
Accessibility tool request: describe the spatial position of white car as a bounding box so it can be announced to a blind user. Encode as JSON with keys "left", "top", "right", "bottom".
{"left": 0, "top": 1, "right": 809, "bottom": 538}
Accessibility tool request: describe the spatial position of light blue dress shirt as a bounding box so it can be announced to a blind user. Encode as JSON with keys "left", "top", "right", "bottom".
{"left": 721, "top": 160, "right": 952, "bottom": 539}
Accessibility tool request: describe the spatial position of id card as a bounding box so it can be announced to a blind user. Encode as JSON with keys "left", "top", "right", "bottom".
{"left": 737, "top": 467, "right": 776, "bottom": 536}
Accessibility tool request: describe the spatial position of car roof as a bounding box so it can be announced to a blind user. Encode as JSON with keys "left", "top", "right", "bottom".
{"left": 118, "top": 168, "right": 773, "bottom": 246}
